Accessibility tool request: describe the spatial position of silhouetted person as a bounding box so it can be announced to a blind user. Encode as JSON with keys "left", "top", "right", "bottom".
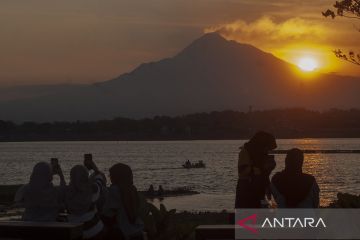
{"left": 14, "top": 162, "right": 66, "bottom": 221}
{"left": 65, "top": 165, "right": 106, "bottom": 239}
{"left": 147, "top": 184, "right": 155, "bottom": 196}
{"left": 157, "top": 185, "right": 164, "bottom": 196}
{"left": 235, "top": 131, "right": 277, "bottom": 208}
{"left": 102, "top": 163, "right": 144, "bottom": 240}
{"left": 83, "top": 153, "right": 107, "bottom": 211}
{"left": 271, "top": 148, "right": 320, "bottom": 208}
{"left": 198, "top": 160, "right": 204, "bottom": 167}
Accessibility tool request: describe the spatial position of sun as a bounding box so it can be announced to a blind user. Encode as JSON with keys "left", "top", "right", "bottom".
{"left": 297, "top": 57, "right": 318, "bottom": 72}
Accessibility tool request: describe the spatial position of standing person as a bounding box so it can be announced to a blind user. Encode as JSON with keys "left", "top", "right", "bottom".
{"left": 65, "top": 165, "right": 106, "bottom": 239}
{"left": 235, "top": 131, "right": 277, "bottom": 208}
{"left": 14, "top": 161, "right": 66, "bottom": 221}
{"left": 84, "top": 153, "right": 107, "bottom": 211}
{"left": 102, "top": 163, "right": 144, "bottom": 240}
{"left": 271, "top": 148, "right": 320, "bottom": 208}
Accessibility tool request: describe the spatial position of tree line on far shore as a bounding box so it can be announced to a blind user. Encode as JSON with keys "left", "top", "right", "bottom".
{"left": 1, "top": 108, "right": 360, "bottom": 141}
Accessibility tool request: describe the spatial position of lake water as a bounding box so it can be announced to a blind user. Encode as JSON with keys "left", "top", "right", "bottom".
{"left": 0, "top": 139, "right": 359, "bottom": 211}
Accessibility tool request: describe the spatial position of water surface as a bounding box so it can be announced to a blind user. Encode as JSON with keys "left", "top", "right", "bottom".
{"left": 0, "top": 139, "right": 359, "bottom": 211}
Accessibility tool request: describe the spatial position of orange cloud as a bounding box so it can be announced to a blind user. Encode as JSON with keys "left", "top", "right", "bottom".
{"left": 204, "top": 16, "right": 328, "bottom": 47}
{"left": 204, "top": 16, "right": 358, "bottom": 75}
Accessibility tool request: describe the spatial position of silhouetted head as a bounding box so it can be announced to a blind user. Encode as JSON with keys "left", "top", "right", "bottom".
{"left": 70, "top": 165, "right": 90, "bottom": 192}
{"left": 25, "top": 162, "right": 57, "bottom": 211}
{"left": 29, "top": 162, "right": 53, "bottom": 188}
{"left": 285, "top": 148, "right": 304, "bottom": 174}
{"left": 109, "top": 163, "right": 133, "bottom": 187}
{"left": 248, "top": 131, "right": 277, "bottom": 153}
{"left": 83, "top": 153, "right": 93, "bottom": 170}
{"left": 66, "top": 165, "right": 92, "bottom": 215}
{"left": 109, "top": 163, "right": 138, "bottom": 223}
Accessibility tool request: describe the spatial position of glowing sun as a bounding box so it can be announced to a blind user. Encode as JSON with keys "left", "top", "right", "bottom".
{"left": 297, "top": 57, "right": 318, "bottom": 72}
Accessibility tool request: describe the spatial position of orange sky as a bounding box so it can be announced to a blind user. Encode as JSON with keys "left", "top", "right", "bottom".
{"left": 0, "top": 0, "right": 359, "bottom": 86}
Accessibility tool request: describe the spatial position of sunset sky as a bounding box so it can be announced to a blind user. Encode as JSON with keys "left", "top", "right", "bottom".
{"left": 1, "top": 0, "right": 359, "bottom": 86}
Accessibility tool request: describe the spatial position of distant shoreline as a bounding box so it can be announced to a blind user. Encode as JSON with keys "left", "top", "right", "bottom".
{"left": 1, "top": 136, "right": 360, "bottom": 143}
{"left": 2, "top": 109, "right": 360, "bottom": 141}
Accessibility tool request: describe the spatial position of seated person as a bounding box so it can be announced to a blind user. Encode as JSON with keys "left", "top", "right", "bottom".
{"left": 147, "top": 184, "right": 155, "bottom": 196}
{"left": 157, "top": 185, "right": 164, "bottom": 196}
{"left": 271, "top": 148, "right": 320, "bottom": 208}
{"left": 14, "top": 161, "right": 66, "bottom": 221}
{"left": 65, "top": 165, "right": 106, "bottom": 239}
{"left": 102, "top": 163, "right": 144, "bottom": 240}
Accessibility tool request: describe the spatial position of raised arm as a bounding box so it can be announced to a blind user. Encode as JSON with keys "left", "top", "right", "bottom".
{"left": 54, "top": 164, "right": 66, "bottom": 187}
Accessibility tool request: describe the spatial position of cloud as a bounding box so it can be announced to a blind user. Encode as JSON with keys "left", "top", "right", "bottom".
{"left": 204, "top": 16, "right": 328, "bottom": 47}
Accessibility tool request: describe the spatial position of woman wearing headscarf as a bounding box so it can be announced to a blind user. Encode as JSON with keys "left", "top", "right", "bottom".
{"left": 102, "top": 163, "right": 144, "bottom": 240}
{"left": 235, "top": 131, "right": 277, "bottom": 208}
{"left": 65, "top": 165, "right": 106, "bottom": 240}
{"left": 271, "top": 148, "right": 320, "bottom": 208}
{"left": 14, "top": 162, "right": 66, "bottom": 221}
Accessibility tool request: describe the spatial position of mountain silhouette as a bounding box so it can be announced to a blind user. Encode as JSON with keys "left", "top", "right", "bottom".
{"left": 1, "top": 32, "right": 359, "bottom": 122}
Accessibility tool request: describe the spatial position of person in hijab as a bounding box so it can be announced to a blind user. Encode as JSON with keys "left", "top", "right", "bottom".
{"left": 235, "top": 131, "right": 277, "bottom": 208}
{"left": 65, "top": 165, "right": 106, "bottom": 240}
{"left": 271, "top": 148, "right": 320, "bottom": 208}
{"left": 14, "top": 161, "right": 66, "bottom": 222}
{"left": 102, "top": 163, "right": 144, "bottom": 240}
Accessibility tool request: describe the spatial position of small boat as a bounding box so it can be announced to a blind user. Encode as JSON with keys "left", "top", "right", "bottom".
{"left": 182, "top": 161, "right": 206, "bottom": 169}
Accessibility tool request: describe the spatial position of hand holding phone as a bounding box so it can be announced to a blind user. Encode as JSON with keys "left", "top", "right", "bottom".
{"left": 51, "top": 158, "right": 61, "bottom": 175}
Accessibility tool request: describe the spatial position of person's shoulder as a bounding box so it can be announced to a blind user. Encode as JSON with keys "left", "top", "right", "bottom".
{"left": 239, "top": 147, "right": 249, "bottom": 155}
{"left": 238, "top": 148, "right": 250, "bottom": 160}
{"left": 14, "top": 184, "right": 28, "bottom": 202}
{"left": 302, "top": 173, "right": 316, "bottom": 182}
{"left": 108, "top": 185, "right": 120, "bottom": 196}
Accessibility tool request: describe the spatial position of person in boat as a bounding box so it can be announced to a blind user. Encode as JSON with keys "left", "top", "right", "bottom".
{"left": 271, "top": 148, "right": 320, "bottom": 208}
{"left": 235, "top": 131, "right": 277, "bottom": 208}
{"left": 157, "top": 185, "right": 164, "bottom": 196}
{"left": 14, "top": 161, "right": 66, "bottom": 222}
{"left": 147, "top": 185, "right": 155, "bottom": 196}
{"left": 185, "top": 159, "right": 191, "bottom": 167}
{"left": 102, "top": 163, "right": 144, "bottom": 240}
{"left": 65, "top": 165, "right": 106, "bottom": 239}
{"left": 198, "top": 160, "right": 204, "bottom": 167}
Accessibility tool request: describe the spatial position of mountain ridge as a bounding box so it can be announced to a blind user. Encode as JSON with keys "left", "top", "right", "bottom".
{"left": 0, "top": 32, "right": 359, "bottom": 122}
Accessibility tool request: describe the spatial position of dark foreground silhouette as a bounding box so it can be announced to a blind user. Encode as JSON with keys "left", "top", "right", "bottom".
{"left": 15, "top": 156, "right": 145, "bottom": 240}
{"left": 271, "top": 148, "right": 320, "bottom": 208}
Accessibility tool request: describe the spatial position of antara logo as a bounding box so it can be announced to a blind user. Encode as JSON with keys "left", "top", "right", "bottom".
{"left": 237, "top": 214, "right": 258, "bottom": 234}
{"left": 237, "top": 214, "right": 326, "bottom": 234}
{"left": 261, "top": 217, "right": 327, "bottom": 228}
